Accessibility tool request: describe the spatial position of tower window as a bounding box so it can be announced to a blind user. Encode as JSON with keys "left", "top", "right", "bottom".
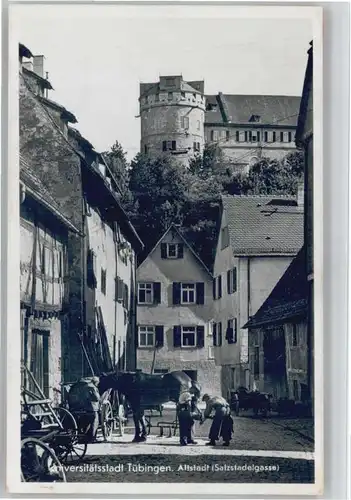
{"left": 165, "top": 78, "right": 175, "bottom": 87}
{"left": 162, "top": 140, "right": 177, "bottom": 152}
{"left": 181, "top": 116, "right": 189, "bottom": 129}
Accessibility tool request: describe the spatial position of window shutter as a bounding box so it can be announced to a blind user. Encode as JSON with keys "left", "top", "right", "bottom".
{"left": 173, "top": 282, "right": 181, "bottom": 305}
{"left": 232, "top": 267, "right": 237, "bottom": 292}
{"left": 211, "top": 130, "right": 214, "bottom": 141}
{"left": 196, "top": 326, "right": 205, "bottom": 348}
{"left": 234, "top": 318, "right": 237, "bottom": 343}
{"left": 226, "top": 320, "right": 234, "bottom": 344}
{"left": 87, "top": 250, "right": 97, "bottom": 289}
{"left": 196, "top": 282, "right": 205, "bottom": 305}
{"left": 172, "top": 140, "right": 176, "bottom": 151}
{"left": 218, "top": 322, "right": 222, "bottom": 346}
{"left": 123, "top": 284, "right": 129, "bottom": 310}
{"left": 162, "top": 141, "right": 167, "bottom": 151}
{"left": 177, "top": 244, "right": 184, "bottom": 259}
{"left": 161, "top": 243, "right": 167, "bottom": 259}
{"left": 117, "top": 277, "right": 124, "bottom": 302}
{"left": 173, "top": 326, "right": 181, "bottom": 347}
{"left": 155, "top": 326, "right": 164, "bottom": 347}
{"left": 212, "top": 278, "right": 216, "bottom": 300}
{"left": 213, "top": 323, "right": 217, "bottom": 347}
{"left": 218, "top": 275, "right": 222, "bottom": 299}
{"left": 227, "top": 270, "right": 231, "bottom": 294}
{"left": 153, "top": 282, "right": 161, "bottom": 304}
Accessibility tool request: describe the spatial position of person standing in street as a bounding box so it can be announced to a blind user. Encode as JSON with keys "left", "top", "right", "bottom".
{"left": 201, "top": 393, "right": 233, "bottom": 446}
{"left": 177, "top": 392, "right": 197, "bottom": 446}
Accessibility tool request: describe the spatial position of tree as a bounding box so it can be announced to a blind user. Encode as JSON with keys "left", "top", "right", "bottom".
{"left": 102, "top": 140, "right": 131, "bottom": 203}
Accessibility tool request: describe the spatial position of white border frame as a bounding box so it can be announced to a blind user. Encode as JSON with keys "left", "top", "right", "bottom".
{"left": 6, "top": 3, "right": 324, "bottom": 496}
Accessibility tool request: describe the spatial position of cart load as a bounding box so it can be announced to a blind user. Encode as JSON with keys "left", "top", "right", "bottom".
{"left": 67, "top": 377, "right": 100, "bottom": 413}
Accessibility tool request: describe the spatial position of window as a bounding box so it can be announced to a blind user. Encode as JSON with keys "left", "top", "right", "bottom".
{"left": 292, "top": 324, "right": 298, "bottom": 346}
{"left": 211, "top": 130, "right": 219, "bottom": 141}
{"left": 226, "top": 318, "right": 237, "bottom": 344}
{"left": 193, "top": 142, "right": 201, "bottom": 152}
{"left": 236, "top": 131, "right": 240, "bottom": 142}
{"left": 251, "top": 131, "right": 260, "bottom": 142}
{"left": 173, "top": 325, "right": 204, "bottom": 348}
{"left": 168, "top": 92, "right": 173, "bottom": 100}
{"left": 226, "top": 130, "right": 230, "bottom": 141}
{"left": 144, "top": 144, "right": 148, "bottom": 154}
{"left": 101, "top": 268, "right": 107, "bottom": 295}
{"left": 221, "top": 226, "right": 230, "bottom": 249}
{"left": 181, "top": 283, "right": 196, "bottom": 304}
{"left": 181, "top": 92, "right": 186, "bottom": 99}
{"left": 30, "top": 329, "right": 50, "bottom": 397}
{"left": 288, "top": 131, "right": 292, "bottom": 142}
{"left": 155, "top": 93, "right": 159, "bottom": 102}
{"left": 138, "top": 282, "right": 161, "bottom": 305}
{"left": 162, "top": 141, "right": 177, "bottom": 152}
{"left": 138, "top": 283, "right": 153, "bottom": 304}
{"left": 181, "top": 326, "right": 196, "bottom": 347}
{"left": 265, "top": 131, "right": 276, "bottom": 143}
{"left": 138, "top": 326, "right": 155, "bottom": 347}
{"left": 217, "top": 322, "right": 222, "bottom": 346}
{"left": 220, "top": 130, "right": 226, "bottom": 140}
{"left": 165, "top": 78, "right": 175, "bottom": 87}
{"left": 217, "top": 275, "right": 222, "bottom": 299}
{"left": 227, "top": 268, "right": 237, "bottom": 294}
{"left": 238, "top": 131, "right": 246, "bottom": 142}
{"left": 161, "top": 243, "right": 184, "bottom": 259}
{"left": 181, "top": 116, "right": 189, "bottom": 129}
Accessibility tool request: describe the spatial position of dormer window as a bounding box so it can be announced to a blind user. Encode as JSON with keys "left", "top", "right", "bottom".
{"left": 165, "top": 78, "right": 175, "bottom": 87}
{"left": 249, "top": 115, "right": 261, "bottom": 123}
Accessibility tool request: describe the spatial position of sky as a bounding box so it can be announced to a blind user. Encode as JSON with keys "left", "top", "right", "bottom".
{"left": 14, "top": 5, "right": 313, "bottom": 160}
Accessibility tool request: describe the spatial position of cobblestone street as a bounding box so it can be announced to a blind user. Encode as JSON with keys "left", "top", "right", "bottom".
{"left": 64, "top": 412, "right": 314, "bottom": 483}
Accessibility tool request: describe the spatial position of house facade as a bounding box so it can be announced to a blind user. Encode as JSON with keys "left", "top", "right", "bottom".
{"left": 212, "top": 195, "right": 303, "bottom": 398}
{"left": 136, "top": 225, "right": 221, "bottom": 395}
{"left": 204, "top": 94, "right": 301, "bottom": 171}
{"left": 243, "top": 248, "right": 309, "bottom": 403}
{"left": 20, "top": 44, "right": 143, "bottom": 391}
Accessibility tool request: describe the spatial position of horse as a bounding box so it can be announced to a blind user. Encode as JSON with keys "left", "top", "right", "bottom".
{"left": 98, "top": 370, "right": 192, "bottom": 442}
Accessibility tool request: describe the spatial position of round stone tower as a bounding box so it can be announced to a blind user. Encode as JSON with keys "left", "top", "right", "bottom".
{"left": 139, "top": 76, "right": 206, "bottom": 165}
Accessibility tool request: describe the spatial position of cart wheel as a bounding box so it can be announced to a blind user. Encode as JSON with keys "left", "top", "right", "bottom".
{"left": 21, "top": 438, "right": 66, "bottom": 482}
{"left": 101, "top": 401, "right": 113, "bottom": 441}
{"left": 52, "top": 408, "right": 87, "bottom": 464}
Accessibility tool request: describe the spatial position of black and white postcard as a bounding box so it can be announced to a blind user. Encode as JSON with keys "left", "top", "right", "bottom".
{"left": 7, "top": 4, "right": 323, "bottom": 495}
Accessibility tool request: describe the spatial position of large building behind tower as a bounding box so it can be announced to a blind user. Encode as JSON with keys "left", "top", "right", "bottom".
{"left": 139, "top": 76, "right": 301, "bottom": 170}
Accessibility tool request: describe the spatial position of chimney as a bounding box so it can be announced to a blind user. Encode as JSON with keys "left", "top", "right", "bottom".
{"left": 33, "top": 55, "right": 45, "bottom": 78}
{"left": 22, "top": 60, "right": 33, "bottom": 72}
{"left": 297, "top": 179, "right": 305, "bottom": 207}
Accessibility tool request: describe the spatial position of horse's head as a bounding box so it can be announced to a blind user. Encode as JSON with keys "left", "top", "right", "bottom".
{"left": 98, "top": 371, "right": 135, "bottom": 396}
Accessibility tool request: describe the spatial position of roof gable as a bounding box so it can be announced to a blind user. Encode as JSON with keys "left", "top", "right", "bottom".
{"left": 243, "top": 247, "right": 308, "bottom": 328}
{"left": 221, "top": 195, "right": 303, "bottom": 256}
{"left": 138, "top": 224, "right": 212, "bottom": 277}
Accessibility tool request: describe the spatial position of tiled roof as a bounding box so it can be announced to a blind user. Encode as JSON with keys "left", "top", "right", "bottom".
{"left": 20, "top": 155, "right": 80, "bottom": 233}
{"left": 243, "top": 247, "right": 308, "bottom": 328}
{"left": 222, "top": 195, "right": 303, "bottom": 256}
{"left": 205, "top": 94, "right": 301, "bottom": 126}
